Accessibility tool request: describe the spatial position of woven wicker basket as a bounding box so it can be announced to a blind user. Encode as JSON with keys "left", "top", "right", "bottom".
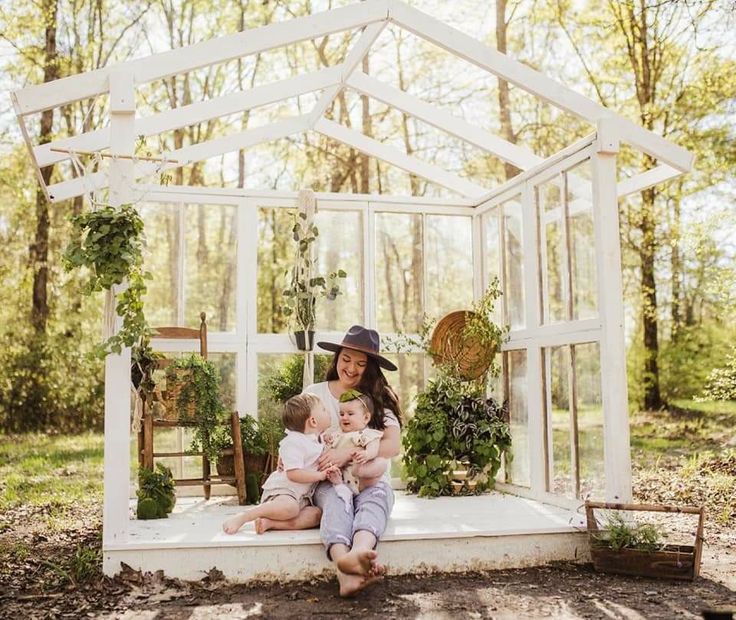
{"left": 159, "top": 368, "right": 196, "bottom": 422}
{"left": 430, "top": 310, "right": 496, "bottom": 380}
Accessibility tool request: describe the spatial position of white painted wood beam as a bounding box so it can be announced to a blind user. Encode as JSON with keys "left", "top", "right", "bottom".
{"left": 617, "top": 164, "right": 682, "bottom": 197}
{"left": 388, "top": 0, "right": 693, "bottom": 173}
{"left": 36, "top": 67, "right": 341, "bottom": 168}
{"left": 103, "top": 70, "right": 134, "bottom": 548}
{"left": 389, "top": 1, "right": 606, "bottom": 122}
{"left": 307, "top": 21, "right": 386, "bottom": 128}
{"left": 14, "top": 0, "right": 390, "bottom": 115}
{"left": 47, "top": 115, "right": 310, "bottom": 202}
{"left": 346, "top": 71, "right": 541, "bottom": 169}
{"left": 314, "top": 117, "right": 487, "bottom": 197}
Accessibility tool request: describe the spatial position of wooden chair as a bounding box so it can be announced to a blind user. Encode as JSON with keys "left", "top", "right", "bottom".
{"left": 138, "top": 312, "right": 246, "bottom": 505}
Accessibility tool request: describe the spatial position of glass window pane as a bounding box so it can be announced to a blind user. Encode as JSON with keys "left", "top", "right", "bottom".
{"left": 484, "top": 209, "right": 502, "bottom": 324}
{"left": 140, "top": 203, "right": 179, "bottom": 326}
{"left": 546, "top": 345, "right": 574, "bottom": 497}
{"left": 257, "top": 207, "right": 295, "bottom": 333}
{"left": 184, "top": 204, "right": 237, "bottom": 332}
{"left": 375, "top": 213, "right": 423, "bottom": 333}
{"left": 567, "top": 160, "right": 597, "bottom": 320}
{"left": 538, "top": 180, "right": 567, "bottom": 324}
{"left": 507, "top": 349, "right": 529, "bottom": 486}
{"left": 425, "top": 215, "right": 473, "bottom": 319}
{"left": 503, "top": 196, "right": 525, "bottom": 330}
{"left": 575, "top": 342, "right": 604, "bottom": 499}
{"left": 314, "top": 210, "right": 363, "bottom": 331}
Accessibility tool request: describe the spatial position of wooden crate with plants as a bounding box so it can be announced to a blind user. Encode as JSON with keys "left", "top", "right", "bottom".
{"left": 585, "top": 501, "right": 705, "bottom": 580}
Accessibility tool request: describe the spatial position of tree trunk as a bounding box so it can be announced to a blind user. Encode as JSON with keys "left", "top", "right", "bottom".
{"left": 30, "top": 0, "right": 60, "bottom": 335}
{"left": 495, "top": 0, "right": 521, "bottom": 181}
{"left": 670, "top": 187, "right": 682, "bottom": 339}
{"left": 359, "top": 53, "right": 371, "bottom": 193}
{"left": 640, "top": 178, "right": 661, "bottom": 410}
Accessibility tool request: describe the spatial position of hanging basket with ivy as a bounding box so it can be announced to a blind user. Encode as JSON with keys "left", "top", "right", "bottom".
{"left": 63, "top": 203, "right": 151, "bottom": 355}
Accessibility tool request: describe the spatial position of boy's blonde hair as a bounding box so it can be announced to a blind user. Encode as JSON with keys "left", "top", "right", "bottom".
{"left": 282, "top": 392, "right": 322, "bottom": 432}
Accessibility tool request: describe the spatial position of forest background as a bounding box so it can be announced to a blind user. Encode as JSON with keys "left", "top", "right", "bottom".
{"left": 0, "top": 0, "right": 735, "bottom": 434}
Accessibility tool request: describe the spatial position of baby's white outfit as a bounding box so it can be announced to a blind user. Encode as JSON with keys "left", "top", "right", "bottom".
{"left": 327, "top": 428, "right": 384, "bottom": 511}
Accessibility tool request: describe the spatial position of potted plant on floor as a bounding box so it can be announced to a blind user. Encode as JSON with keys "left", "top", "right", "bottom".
{"left": 281, "top": 209, "right": 346, "bottom": 351}
{"left": 136, "top": 463, "right": 176, "bottom": 519}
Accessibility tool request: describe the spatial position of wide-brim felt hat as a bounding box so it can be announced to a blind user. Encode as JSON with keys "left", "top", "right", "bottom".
{"left": 317, "top": 325, "right": 397, "bottom": 371}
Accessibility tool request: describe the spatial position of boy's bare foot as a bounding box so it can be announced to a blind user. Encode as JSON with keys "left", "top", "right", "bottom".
{"left": 336, "top": 549, "right": 378, "bottom": 576}
{"left": 337, "top": 569, "right": 381, "bottom": 598}
{"left": 255, "top": 517, "right": 270, "bottom": 534}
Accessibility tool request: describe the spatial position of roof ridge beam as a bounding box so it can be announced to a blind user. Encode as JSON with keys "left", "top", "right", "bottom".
{"left": 346, "top": 70, "right": 542, "bottom": 170}
{"left": 314, "top": 117, "right": 486, "bottom": 198}
{"left": 35, "top": 67, "right": 342, "bottom": 168}
{"left": 14, "top": 0, "right": 390, "bottom": 115}
{"left": 388, "top": 0, "right": 692, "bottom": 172}
{"left": 307, "top": 21, "right": 387, "bottom": 128}
{"left": 46, "top": 115, "right": 310, "bottom": 202}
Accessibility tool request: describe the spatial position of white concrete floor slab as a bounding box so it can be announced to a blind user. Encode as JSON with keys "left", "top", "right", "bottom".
{"left": 104, "top": 492, "right": 590, "bottom": 581}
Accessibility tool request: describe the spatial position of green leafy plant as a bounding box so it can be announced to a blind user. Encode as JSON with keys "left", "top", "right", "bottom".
{"left": 262, "top": 354, "right": 332, "bottom": 403}
{"left": 165, "top": 354, "right": 228, "bottom": 465}
{"left": 403, "top": 372, "right": 511, "bottom": 498}
{"left": 281, "top": 212, "right": 346, "bottom": 333}
{"left": 136, "top": 463, "right": 175, "bottom": 519}
{"left": 594, "top": 513, "right": 663, "bottom": 552}
{"left": 63, "top": 203, "right": 151, "bottom": 355}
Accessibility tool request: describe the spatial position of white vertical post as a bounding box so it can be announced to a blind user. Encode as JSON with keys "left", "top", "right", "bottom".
{"left": 235, "top": 198, "right": 248, "bottom": 416}
{"left": 471, "top": 213, "right": 483, "bottom": 301}
{"left": 365, "top": 202, "right": 377, "bottom": 328}
{"left": 521, "top": 181, "right": 545, "bottom": 495}
{"left": 591, "top": 145, "right": 632, "bottom": 502}
{"left": 103, "top": 70, "right": 135, "bottom": 550}
{"left": 243, "top": 201, "right": 259, "bottom": 417}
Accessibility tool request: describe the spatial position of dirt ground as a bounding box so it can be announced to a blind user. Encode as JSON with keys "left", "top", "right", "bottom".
{"left": 1, "top": 505, "right": 734, "bottom": 620}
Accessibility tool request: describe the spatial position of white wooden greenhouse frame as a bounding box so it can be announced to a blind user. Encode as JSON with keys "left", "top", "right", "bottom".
{"left": 12, "top": 0, "right": 692, "bottom": 581}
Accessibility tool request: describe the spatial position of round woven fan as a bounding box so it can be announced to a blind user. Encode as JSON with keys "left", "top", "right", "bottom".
{"left": 430, "top": 310, "right": 496, "bottom": 380}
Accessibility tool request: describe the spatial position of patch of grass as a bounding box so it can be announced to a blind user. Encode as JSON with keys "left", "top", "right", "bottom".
{"left": 0, "top": 433, "right": 104, "bottom": 530}
{"left": 671, "top": 398, "right": 736, "bottom": 416}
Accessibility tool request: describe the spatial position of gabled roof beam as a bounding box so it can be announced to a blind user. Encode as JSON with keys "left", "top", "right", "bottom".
{"left": 35, "top": 67, "right": 342, "bottom": 168}
{"left": 388, "top": 0, "right": 693, "bottom": 173}
{"left": 345, "top": 70, "right": 542, "bottom": 170}
{"left": 13, "top": 0, "right": 390, "bottom": 115}
{"left": 46, "top": 115, "right": 310, "bottom": 202}
{"left": 314, "top": 117, "right": 487, "bottom": 198}
{"left": 617, "top": 164, "right": 681, "bottom": 197}
{"left": 307, "top": 21, "right": 387, "bottom": 127}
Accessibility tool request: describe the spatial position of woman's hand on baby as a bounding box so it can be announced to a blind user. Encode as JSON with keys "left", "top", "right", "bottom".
{"left": 318, "top": 446, "right": 352, "bottom": 470}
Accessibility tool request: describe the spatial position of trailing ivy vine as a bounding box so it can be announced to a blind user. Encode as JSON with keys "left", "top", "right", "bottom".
{"left": 63, "top": 203, "right": 151, "bottom": 355}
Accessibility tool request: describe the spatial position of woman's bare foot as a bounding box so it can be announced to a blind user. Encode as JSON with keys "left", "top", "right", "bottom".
{"left": 337, "top": 569, "right": 381, "bottom": 598}
{"left": 255, "top": 517, "right": 271, "bottom": 534}
{"left": 336, "top": 549, "right": 378, "bottom": 576}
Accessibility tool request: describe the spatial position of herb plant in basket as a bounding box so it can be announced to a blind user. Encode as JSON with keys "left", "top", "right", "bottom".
{"left": 164, "top": 354, "right": 228, "bottom": 466}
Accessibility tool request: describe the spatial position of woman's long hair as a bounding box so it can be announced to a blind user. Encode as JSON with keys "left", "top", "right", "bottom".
{"left": 324, "top": 350, "right": 402, "bottom": 430}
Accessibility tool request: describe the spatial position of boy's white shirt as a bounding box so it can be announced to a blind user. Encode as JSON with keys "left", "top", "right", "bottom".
{"left": 304, "top": 381, "right": 398, "bottom": 485}
{"left": 261, "top": 430, "right": 323, "bottom": 497}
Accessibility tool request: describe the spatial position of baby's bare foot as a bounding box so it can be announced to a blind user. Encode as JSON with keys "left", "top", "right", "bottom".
{"left": 336, "top": 549, "right": 377, "bottom": 576}
{"left": 255, "top": 517, "right": 270, "bottom": 534}
{"left": 222, "top": 516, "right": 244, "bottom": 534}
